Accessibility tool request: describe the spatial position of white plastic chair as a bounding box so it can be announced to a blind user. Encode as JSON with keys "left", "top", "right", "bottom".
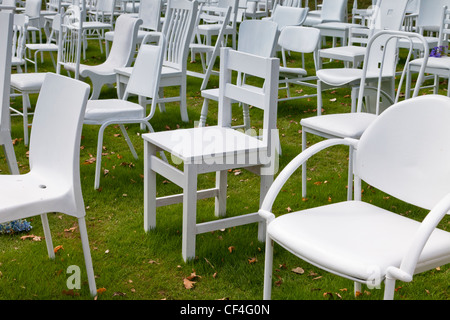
{"left": 142, "top": 47, "right": 280, "bottom": 262}
{"left": 24, "top": 0, "right": 44, "bottom": 59}
{"left": 260, "top": 94, "right": 450, "bottom": 300}
{"left": 12, "top": 13, "right": 28, "bottom": 73}
{"left": 115, "top": 0, "right": 199, "bottom": 123}
{"left": 318, "top": 0, "right": 409, "bottom": 69}
{"left": 188, "top": 2, "right": 233, "bottom": 91}
{"left": 84, "top": 34, "right": 165, "bottom": 190}
{"left": 65, "top": 14, "right": 142, "bottom": 99}
{"left": 0, "top": 72, "right": 97, "bottom": 297}
{"left": 277, "top": 26, "right": 320, "bottom": 102}
{"left": 264, "top": 5, "right": 308, "bottom": 32}
{"left": 406, "top": 6, "right": 450, "bottom": 98}
{"left": 245, "top": 0, "right": 270, "bottom": 20}
{"left": 198, "top": 19, "right": 278, "bottom": 128}
{"left": 303, "top": 0, "right": 346, "bottom": 27}
{"left": 300, "top": 30, "right": 429, "bottom": 200}
{"left": 0, "top": 12, "right": 19, "bottom": 174}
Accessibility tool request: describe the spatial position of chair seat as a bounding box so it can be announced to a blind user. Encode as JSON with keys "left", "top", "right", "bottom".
{"left": 319, "top": 45, "right": 367, "bottom": 60}
{"left": 25, "top": 43, "right": 58, "bottom": 51}
{"left": 76, "top": 21, "right": 112, "bottom": 29}
{"left": 316, "top": 68, "right": 364, "bottom": 86}
{"left": 301, "top": 112, "right": 377, "bottom": 138}
{"left": 10, "top": 72, "right": 46, "bottom": 91}
{"left": 280, "top": 66, "right": 307, "bottom": 77}
{"left": 409, "top": 56, "right": 450, "bottom": 71}
{"left": 397, "top": 36, "right": 439, "bottom": 50}
{"left": 267, "top": 201, "right": 450, "bottom": 282}
{"left": 84, "top": 99, "right": 144, "bottom": 122}
{"left": 0, "top": 173, "right": 73, "bottom": 223}
{"left": 142, "top": 126, "right": 266, "bottom": 164}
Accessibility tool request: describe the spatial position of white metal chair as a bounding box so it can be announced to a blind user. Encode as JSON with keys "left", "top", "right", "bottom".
{"left": 142, "top": 47, "right": 280, "bottom": 262}
{"left": 260, "top": 94, "right": 450, "bottom": 300}
{"left": 317, "top": 0, "right": 409, "bottom": 69}
{"left": 277, "top": 26, "right": 320, "bottom": 102}
{"left": 115, "top": 0, "right": 199, "bottom": 123}
{"left": 0, "top": 12, "right": 19, "bottom": 174}
{"left": 300, "top": 30, "right": 429, "bottom": 200}
{"left": 198, "top": 19, "right": 278, "bottom": 128}
{"left": 0, "top": 72, "right": 97, "bottom": 297}
{"left": 406, "top": 6, "right": 450, "bottom": 98}
{"left": 65, "top": 14, "right": 142, "bottom": 99}
{"left": 84, "top": 33, "right": 165, "bottom": 190}
{"left": 188, "top": 2, "right": 233, "bottom": 91}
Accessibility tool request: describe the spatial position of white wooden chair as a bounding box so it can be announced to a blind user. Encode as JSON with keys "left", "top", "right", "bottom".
{"left": 84, "top": 33, "right": 165, "bottom": 190}
{"left": 260, "top": 94, "right": 450, "bottom": 300}
{"left": 300, "top": 30, "right": 429, "bottom": 200}
{"left": 12, "top": 13, "right": 28, "bottom": 73}
{"left": 0, "top": 12, "right": 19, "bottom": 174}
{"left": 188, "top": 2, "right": 233, "bottom": 91}
{"left": 64, "top": 14, "right": 142, "bottom": 99}
{"left": 142, "top": 47, "right": 280, "bottom": 261}
{"left": 303, "top": 0, "right": 346, "bottom": 27}
{"left": 115, "top": 0, "right": 198, "bottom": 123}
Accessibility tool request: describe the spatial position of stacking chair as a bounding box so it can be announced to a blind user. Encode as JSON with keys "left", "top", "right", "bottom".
{"left": 260, "top": 94, "right": 450, "bottom": 300}
{"left": 300, "top": 30, "right": 429, "bottom": 200}
{"left": 64, "top": 14, "right": 142, "bottom": 99}
{"left": 188, "top": 2, "right": 233, "bottom": 91}
{"left": 0, "top": 12, "right": 19, "bottom": 174}
{"left": 277, "top": 26, "right": 320, "bottom": 103}
{"left": 198, "top": 19, "right": 278, "bottom": 128}
{"left": 142, "top": 48, "right": 280, "bottom": 261}
{"left": 0, "top": 72, "right": 97, "bottom": 297}
{"left": 115, "top": 0, "right": 198, "bottom": 123}
{"left": 406, "top": 6, "right": 450, "bottom": 98}
{"left": 84, "top": 34, "right": 165, "bottom": 190}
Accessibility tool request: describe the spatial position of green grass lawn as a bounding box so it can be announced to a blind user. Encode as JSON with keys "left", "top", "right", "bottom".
{"left": 0, "top": 16, "right": 449, "bottom": 301}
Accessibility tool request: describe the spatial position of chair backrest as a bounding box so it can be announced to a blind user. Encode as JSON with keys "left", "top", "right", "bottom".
{"left": 161, "top": 0, "right": 198, "bottom": 70}
{"left": 12, "top": 13, "right": 27, "bottom": 66}
{"left": 24, "top": 0, "right": 41, "bottom": 18}
{"left": 218, "top": 48, "right": 279, "bottom": 153}
{"left": 356, "top": 30, "right": 429, "bottom": 115}
{"left": 320, "top": 0, "right": 346, "bottom": 23}
{"left": 217, "top": 0, "right": 239, "bottom": 28}
{"left": 437, "top": 6, "right": 450, "bottom": 48}
{"left": 29, "top": 73, "right": 90, "bottom": 197}
{"left": 278, "top": 25, "right": 320, "bottom": 68}
{"left": 370, "top": 0, "right": 409, "bottom": 31}
{"left": 417, "top": 0, "right": 450, "bottom": 33}
{"left": 354, "top": 94, "right": 450, "bottom": 211}
{"left": 124, "top": 33, "right": 165, "bottom": 120}
{"left": 138, "top": 0, "right": 162, "bottom": 31}
{"left": 271, "top": 6, "right": 308, "bottom": 30}
{"left": 0, "top": 12, "right": 13, "bottom": 131}
{"left": 92, "top": 0, "right": 115, "bottom": 24}
{"left": 237, "top": 20, "right": 278, "bottom": 57}
{"left": 104, "top": 14, "right": 142, "bottom": 68}
{"left": 47, "top": 0, "right": 61, "bottom": 12}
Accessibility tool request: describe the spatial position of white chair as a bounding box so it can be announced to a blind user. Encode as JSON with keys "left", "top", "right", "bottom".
{"left": 198, "top": 19, "right": 278, "bottom": 128}
{"left": 303, "top": 0, "right": 346, "bottom": 27}
{"left": 24, "top": 0, "right": 44, "bottom": 59}
{"left": 104, "top": 0, "right": 163, "bottom": 56}
{"left": 196, "top": 0, "right": 239, "bottom": 51}
{"left": 84, "top": 34, "right": 165, "bottom": 190}
{"left": 65, "top": 14, "right": 142, "bottom": 99}
{"left": 317, "top": 0, "right": 409, "bottom": 69}
{"left": 12, "top": 13, "right": 28, "bottom": 73}
{"left": 277, "top": 26, "right": 320, "bottom": 102}
{"left": 260, "top": 94, "right": 450, "bottom": 300}
{"left": 0, "top": 12, "right": 19, "bottom": 174}
{"left": 25, "top": 12, "right": 61, "bottom": 72}
{"left": 264, "top": 5, "right": 308, "bottom": 31}
{"left": 115, "top": 0, "right": 199, "bottom": 123}
{"left": 188, "top": 2, "right": 233, "bottom": 91}
{"left": 245, "top": 0, "right": 270, "bottom": 20}
{"left": 300, "top": 30, "right": 429, "bottom": 200}
{"left": 142, "top": 47, "right": 280, "bottom": 262}
{"left": 1, "top": 72, "right": 97, "bottom": 297}
{"left": 406, "top": 6, "right": 450, "bottom": 98}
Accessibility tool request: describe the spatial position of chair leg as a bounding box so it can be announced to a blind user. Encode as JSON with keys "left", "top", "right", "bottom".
{"left": 119, "top": 124, "right": 138, "bottom": 159}
{"left": 354, "top": 281, "right": 362, "bottom": 296}
{"left": 144, "top": 142, "right": 158, "bottom": 232}
{"left": 301, "top": 130, "right": 307, "bottom": 198}
{"left": 215, "top": 170, "right": 227, "bottom": 217}
{"left": 94, "top": 124, "right": 107, "bottom": 189}
{"left": 263, "top": 236, "right": 274, "bottom": 300}
{"left": 23, "top": 93, "right": 30, "bottom": 146}
{"left": 182, "top": 164, "right": 198, "bottom": 261}
{"left": 41, "top": 213, "right": 55, "bottom": 259}
{"left": 180, "top": 79, "right": 189, "bottom": 123}
{"left": 383, "top": 277, "right": 396, "bottom": 300}
{"left": 78, "top": 216, "right": 97, "bottom": 297}
{"left": 199, "top": 98, "right": 209, "bottom": 127}
{"left": 316, "top": 80, "right": 322, "bottom": 116}
{"left": 347, "top": 146, "right": 354, "bottom": 201}
{"left": 2, "top": 141, "right": 19, "bottom": 175}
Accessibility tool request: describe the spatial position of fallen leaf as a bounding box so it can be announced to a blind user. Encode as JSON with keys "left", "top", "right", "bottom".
{"left": 183, "top": 278, "right": 196, "bottom": 289}
{"left": 248, "top": 257, "right": 257, "bottom": 264}
{"left": 64, "top": 226, "right": 78, "bottom": 233}
{"left": 54, "top": 245, "right": 64, "bottom": 254}
{"left": 20, "top": 234, "right": 42, "bottom": 241}
{"left": 228, "top": 246, "right": 235, "bottom": 253}
{"left": 97, "top": 287, "right": 107, "bottom": 295}
{"left": 291, "top": 267, "right": 305, "bottom": 275}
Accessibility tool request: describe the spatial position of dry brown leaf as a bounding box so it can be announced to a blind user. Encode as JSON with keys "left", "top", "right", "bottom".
{"left": 291, "top": 267, "right": 305, "bottom": 275}
{"left": 54, "top": 245, "right": 64, "bottom": 254}
{"left": 97, "top": 287, "right": 107, "bottom": 295}
{"left": 248, "top": 257, "right": 257, "bottom": 264}
{"left": 183, "top": 278, "right": 196, "bottom": 289}
{"left": 228, "top": 246, "right": 235, "bottom": 253}
{"left": 20, "top": 234, "right": 42, "bottom": 241}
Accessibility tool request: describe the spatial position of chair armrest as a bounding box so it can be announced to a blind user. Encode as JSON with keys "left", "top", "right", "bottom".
{"left": 259, "top": 138, "right": 358, "bottom": 214}
{"left": 387, "top": 193, "right": 450, "bottom": 282}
